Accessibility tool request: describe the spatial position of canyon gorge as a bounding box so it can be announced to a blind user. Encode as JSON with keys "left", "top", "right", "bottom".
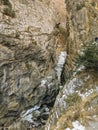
{"left": 0, "top": 0, "right": 98, "bottom": 130}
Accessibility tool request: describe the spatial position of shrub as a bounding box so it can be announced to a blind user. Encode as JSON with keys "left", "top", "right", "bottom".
{"left": 65, "top": 93, "right": 82, "bottom": 106}
{"left": 1, "top": 0, "right": 12, "bottom": 7}
{"left": 1, "top": 0, "right": 15, "bottom": 18}
{"left": 75, "top": 42, "right": 98, "bottom": 71}
{"left": 3, "top": 7, "right": 15, "bottom": 18}
{"left": 76, "top": 3, "right": 85, "bottom": 11}
{"left": 91, "top": 2, "right": 96, "bottom": 7}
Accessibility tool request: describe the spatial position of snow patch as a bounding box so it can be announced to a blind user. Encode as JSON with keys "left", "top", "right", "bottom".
{"left": 22, "top": 114, "right": 33, "bottom": 122}
{"left": 55, "top": 111, "right": 59, "bottom": 118}
{"left": 55, "top": 51, "right": 67, "bottom": 81}
{"left": 66, "top": 121, "right": 85, "bottom": 130}
{"left": 41, "top": 79, "right": 47, "bottom": 86}
{"left": 64, "top": 78, "right": 83, "bottom": 96}
{"left": 92, "top": 41, "right": 98, "bottom": 46}
{"left": 21, "top": 106, "right": 40, "bottom": 123}
{"left": 77, "top": 65, "right": 85, "bottom": 72}
{"left": 78, "top": 86, "right": 98, "bottom": 99}
{"left": 73, "top": 66, "right": 85, "bottom": 76}
{"left": 66, "top": 128, "right": 71, "bottom": 130}
{"left": 72, "top": 121, "right": 85, "bottom": 130}
{"left": 96, "top": 86, "right": 98, "bottom": 91}
{"left": 55, "top": 78, "right": 83, "bottom": 110}
{"left": 46, "top": 123, "right": 50, "bottom": 130}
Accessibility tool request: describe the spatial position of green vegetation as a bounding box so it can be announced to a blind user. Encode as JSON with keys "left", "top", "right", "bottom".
{"left": 1, "top": 0, "right": 12, "bottom": 7}
{"left": 3, "top": 7, "right": 15, "bottom": 18}
{"left": 58, "top": 26, "right": 66, "bottom": 36}
{"left": 65, "top": 93, "right": 82, "bottom": 106}
{"left": 75, "top": 42, "right": 98, "bottom": 71}
{"left": 76, "top": 3, "right": 85, "bottom": 11}
{"left": 91, "top": 2, "right": 96, "bottom": 7}
{"left": 50, "top": 92, "right": 98, "bottom": 130}
{"left": 1, "top": 0, "right": 15, "bottom": 18}
{"left": 25, "top": 62, "right": 32, "bottom": 70}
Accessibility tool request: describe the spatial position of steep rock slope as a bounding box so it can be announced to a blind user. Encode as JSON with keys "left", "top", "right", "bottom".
{"left": 0, "top": 0, "right": 98, "bottom": 129}
{"left": 0, "top": 0, "right": 67, "bottom": 129}
{"left": 45, "top": 0, "right": 98, "bottom": 130}
{"left": 45, "top": 69, "right": 98, "bottom": 130}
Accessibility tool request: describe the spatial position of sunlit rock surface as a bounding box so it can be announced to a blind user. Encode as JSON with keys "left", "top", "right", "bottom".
{"left": 0, "top": 0, "right": 67, "bottom": 129}
{"left": 44, "top": 0, "right": 98, "bottom": 130}
{"left": 0, "top": 0, "right": 98, "bottom": 130}
{"left": 45, "top": 67, "right": 98, "bottom": 130}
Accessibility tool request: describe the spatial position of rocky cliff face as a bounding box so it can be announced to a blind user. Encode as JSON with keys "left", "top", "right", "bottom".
{"left": 45, "top": 0, "right": 98, "bottom": 130}
{"left": 45, "top": 69, "right": 98, "bottom": 130}
{"left": 0, "top": 0, "right": 67, "bottom": 129}
{"left": 0, "top": 0, "right": 98, "bottom": 130}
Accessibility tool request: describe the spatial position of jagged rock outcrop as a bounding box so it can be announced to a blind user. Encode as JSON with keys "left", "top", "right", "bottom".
{"left": 0, "top": 0, "right": 71, "bottom": 130}
{"left": 45, "top": 0, "right": 98, "bottom": 129}
{"left": 45, "top": 68, "right": 98, "bottom": 130}
{"left": 0, "top": 0, "right": 67, "bottom": 129}
{"left": 0, "top": 0, "right": 98, "bottom": 129}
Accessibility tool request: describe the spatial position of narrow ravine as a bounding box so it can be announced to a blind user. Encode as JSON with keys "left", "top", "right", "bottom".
{"left": 0, "top": 0, "right": 98, "bottom": 130}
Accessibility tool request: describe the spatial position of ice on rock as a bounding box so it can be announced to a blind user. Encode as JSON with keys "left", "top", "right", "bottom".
{"left": 21, "top": 106, "right": 40, "bottom": 122}
{"left": 55, "top": 51, "right": 67, "bottom": 81}
{"left": 72, "top": 121, "right": 85, "bottom": 130}
{"left": 41, "top": 79, "right": 47, "bottom": 86}
{"left": 66, "top": 121, "right": 85, "bottom": 130}
{"left": 66, "top": 128, "right": 71, "bottom": 130}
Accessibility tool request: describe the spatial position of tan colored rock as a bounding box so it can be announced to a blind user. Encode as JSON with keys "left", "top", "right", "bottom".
{"left": 0, "top": 0, "right": 67, "bottom": 129}
{"left": 0, "top": 0, "right": 98, "bottom": 129}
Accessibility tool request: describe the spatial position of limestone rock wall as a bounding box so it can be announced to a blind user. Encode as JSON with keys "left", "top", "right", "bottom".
{"left": 44, "top": 0, "right": 98, "bottom": 129}
{"left": 0, "top": 0, "right": 67, "bottom": 129}
{"left": 0, "top": 0, "right": 98, "bottom": 129}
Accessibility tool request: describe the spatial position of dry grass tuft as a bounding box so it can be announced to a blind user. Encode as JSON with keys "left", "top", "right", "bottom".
{"left": 50, "top": 92, "right": 98, "bottom": 130}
